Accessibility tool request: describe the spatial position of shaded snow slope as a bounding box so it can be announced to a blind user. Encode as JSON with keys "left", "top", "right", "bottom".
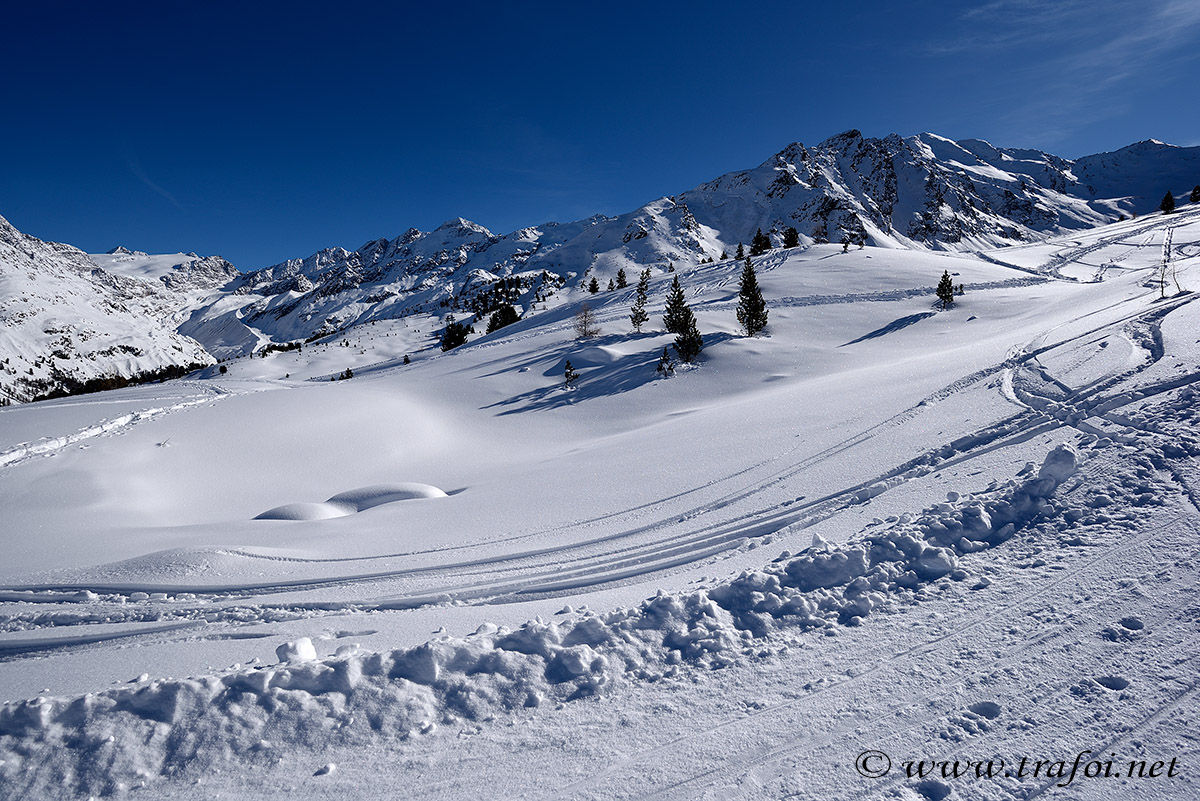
{"left": 1, "top": 207, "right": 1199, "bottom": 798}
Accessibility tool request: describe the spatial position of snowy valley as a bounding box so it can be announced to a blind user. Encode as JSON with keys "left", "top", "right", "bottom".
{"left": 3, "top": 132, "right": 1200, "bottom": 403}
{"left": 0, "top": 169, "right": 1199, "bottom": 799}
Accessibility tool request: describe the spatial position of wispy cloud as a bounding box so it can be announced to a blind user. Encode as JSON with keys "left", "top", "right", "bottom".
{"left": 927, "top": 0, "right": 1200, "bottom": 147}
{"left": 122, "top": 144, "right": 185, "bottom": 212}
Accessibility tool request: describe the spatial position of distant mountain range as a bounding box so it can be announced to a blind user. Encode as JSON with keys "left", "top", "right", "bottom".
{"left": 3, "top": 131, "right": 1199, "bottom": 400}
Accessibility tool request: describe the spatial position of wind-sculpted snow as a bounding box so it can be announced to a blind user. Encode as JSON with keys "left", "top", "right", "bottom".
{"left": 255, "top": 483, "right": 448, "bottom": 521}
{"left": 0, "top": 447, "right": 1077, "bottom": 799}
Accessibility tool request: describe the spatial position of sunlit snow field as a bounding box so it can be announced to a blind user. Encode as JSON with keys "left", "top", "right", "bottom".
{"left": 2, "top": 209, "right": 1199, "bottom": 800}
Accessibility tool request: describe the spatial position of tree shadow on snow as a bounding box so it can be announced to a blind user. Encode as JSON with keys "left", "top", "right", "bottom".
{"left": 839, "top": 311, "right": 935, "bottom": 347}
{"left": 483, "top": 331, "right": 734, "bottom": 416}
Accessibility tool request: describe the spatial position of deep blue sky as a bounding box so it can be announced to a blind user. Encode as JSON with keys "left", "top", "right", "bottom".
{"left": 4, "top": 1, "right": 1198, "bottom": 270}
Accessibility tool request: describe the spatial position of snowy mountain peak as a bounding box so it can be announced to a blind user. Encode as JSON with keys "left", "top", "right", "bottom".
{"left": 105, "top": 245, "right": 147, "bottom": 256}
{"left": 5, "top": 129, "right": 1200, "bottom": 384}
{"left": 435, "top": 217, "right": 493, "bottom": 238}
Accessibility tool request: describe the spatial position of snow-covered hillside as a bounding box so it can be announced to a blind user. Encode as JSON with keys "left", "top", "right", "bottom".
{"left": 3, "top": 133, "right": 1198, "bottom": 386}
{"left": 1, "top": 202, "right": 1198, "bottom": 799}
{"left": 180, "top": 133, "right": 1200, "bottom": 357}
{"left": 0, "top": 217, "right": 222, "bottom": 403}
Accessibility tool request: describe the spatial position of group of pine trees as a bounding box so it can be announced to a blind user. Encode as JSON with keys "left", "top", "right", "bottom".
{"left": 586, "top": 267, "right": 630, "bottom": 294}
{"left": 644, "top": 256, "right": 767, "bottom": 366}
{"left": 1160, "top": 186, "right": 1200, "bottom": 214}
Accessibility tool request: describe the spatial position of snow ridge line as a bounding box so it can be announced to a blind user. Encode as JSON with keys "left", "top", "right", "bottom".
{"left": 0, "top": 396, "right": 222, "bottom": 469}
{"left": 764, "top": 277, "right": 1047, "bottom": 310}
{"left": 0, "top": 446, "right": 1081, "bottom": 799}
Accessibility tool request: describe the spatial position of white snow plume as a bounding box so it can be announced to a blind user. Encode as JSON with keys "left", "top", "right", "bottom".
{"left": 0, "top": 446, "right": 1076, "bottom": 799}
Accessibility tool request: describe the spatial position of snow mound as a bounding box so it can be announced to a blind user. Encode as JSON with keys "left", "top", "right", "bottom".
{"left": 275, "top": 637, "right": 317, "bottom": 663}
{"left": 0, "top": 447, "right": 1078, "bottom": 799}
{"left": 254, "top": 483, "right": 448, "bottom": 521}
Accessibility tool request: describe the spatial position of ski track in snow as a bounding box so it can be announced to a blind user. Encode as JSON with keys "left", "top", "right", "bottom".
{"left": 3, "top": 295, "right": 1197, "bottom": 651}
{"left": 2, "top": 211, "right": 1200, "bottom": 799}
{"left": 0, "top": 383, "right": 235, "bottom": 470}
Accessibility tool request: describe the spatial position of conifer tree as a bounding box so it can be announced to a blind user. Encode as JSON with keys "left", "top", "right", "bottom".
{"left": 936, "top": 270, "right": 955, "bottom": 309}
{"left": 1192, "top": 185, "right": 1200, "bottom": 204}
{"left": 735, "top": 243, "right": 745, "bottom": 260}
{"left": 736, "top": 256, "right": 768, "bottom": 336}
{"left": 655, "top": 346, "right": 674, "bottom": 377}
{"left": 783, "top": 227, "right": 800, "bottom": 248}
{"left": 588, "top": 276, "right": 600, "bottom": 293}
{"left": 720, "top": 249, "right": 729, "bottom": 260}
{"left": 607, "top": 278, "right": 615, "bottom": 292}
{"left": 616, "top": 268, "right": 628, "bottom": 288}
{"left": 629, "top": 268, "right": 650, "bottom": 332}
{"left": 750, "top": 228, "right": 772, "bottom": 256}
{"left": 564, "top": 360, "right": 578, "bottom": 389}
{"left": 486, "top": 304, "right": 520, "bottom": 333}
{"left": 674, "top": 309, "right": 703, "bottom": 363}
{"left": 1161, "top": 191, "right": 1176, "bottom": 214}
{"left": 663, "top": 275, "right": 689, "bottom": 334}
{"left": 440, "top": 315, "right": 470, "bottom": 351}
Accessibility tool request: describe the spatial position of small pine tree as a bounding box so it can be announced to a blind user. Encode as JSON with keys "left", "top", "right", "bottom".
{"left": 783, "top": 227, "right": 800, "bottom": 248}
{"left": 403, "top": 354, "right": 410, "bottom": 364}
{"left": 936, "top": 271, "right": 955, "bottom": 309}
{"left": 1161, "top": 191, "right": 1175, "bottom": 214}
{"left": 441, "top": 315, "right": 470, "bottom": 351}
{"left": 607, "top": 278, "right": 615, "bottom": 292}
{"left": 219, "top": 365, "right": 228, "bottom": 374}
{"left": 750, "top": 228, "right": 772, "bottom": 256}
{"left": 719, "top": 249, "right": 728, "bottom": 260}
{"left": 674, "top": 310, "right": 703, "bottom": 363}
{"left": 655, "top": 346, "right": 674, "bottom": 377}
{"left": 486, "top": 304, "right": 520, "bottom": 333}
{"left": 735, "top": 243, "right": 745, "bottom": 260}
{"left": 629, "top": 268, "right": 650, "bottom": 332}
{"left": 588, "top": 276, "right": 600, "bottom": 293}
{"left": 564, "top": 360, "right": 578, "bottom": 389}
{"left": 736, "top": 256, "right": 768, "bottom": 336}
{"left": 663, "top": 275, "right": 689, "bottom": 334}
{"left": 667, "top": 261, "right": 675, "bottom": 272}
{"left": 1191, "top": 185, "right": 1200, "bottom": 204}
{"left": 616, "top": 268, "right": 628, "bottom": 288}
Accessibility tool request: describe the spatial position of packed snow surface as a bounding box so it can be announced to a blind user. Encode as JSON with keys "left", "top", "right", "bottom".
{"left": 2, "top": 206, "right": 1200, "bottom": 800}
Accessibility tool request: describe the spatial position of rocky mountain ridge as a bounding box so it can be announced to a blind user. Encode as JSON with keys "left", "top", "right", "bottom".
{"left": 3, "top": 131, "right": 1199, "bottom": 397}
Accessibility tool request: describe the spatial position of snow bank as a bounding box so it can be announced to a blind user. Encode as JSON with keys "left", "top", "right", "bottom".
{"left": 254, "top": 483, "right": 447, "bottom": 521}
{"left": 0, "top": 447, "right": 1077, "bottom": 799}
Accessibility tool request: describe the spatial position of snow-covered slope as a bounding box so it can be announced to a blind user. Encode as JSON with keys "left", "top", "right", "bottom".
{"left": 1, "top": 203, "right": 1198, "bottom": 799}
{"left": 4, "top": 132, "right": 1198, "bottom": 381}
{"left": 179, "top": 132, "right": 1200, "bottom": 358}
{"left": 89, "top": 246, "right": 238, "bottom": 296}
{"left": 0, "top": 216, "right": 220, "bottom": 402}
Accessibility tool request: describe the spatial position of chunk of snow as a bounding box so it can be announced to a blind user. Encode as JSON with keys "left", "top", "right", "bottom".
{"left": 275, "top": 638, "right": 317, "bottom": 663}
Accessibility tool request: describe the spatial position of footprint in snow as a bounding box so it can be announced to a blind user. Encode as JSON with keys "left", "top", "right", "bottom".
{"left": 1100, "top": 616, "right": 1146, "bottom": 641}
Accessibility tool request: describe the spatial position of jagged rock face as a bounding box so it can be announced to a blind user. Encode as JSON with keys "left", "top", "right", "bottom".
{"left": 0, "top": 216, "right": 214, "bottom": 402}
{"left": 5, "top": 132, "right": 1200, "bottom": 378}
{"left": 170, "top": 132, "right": 1200, "bottom": 358}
